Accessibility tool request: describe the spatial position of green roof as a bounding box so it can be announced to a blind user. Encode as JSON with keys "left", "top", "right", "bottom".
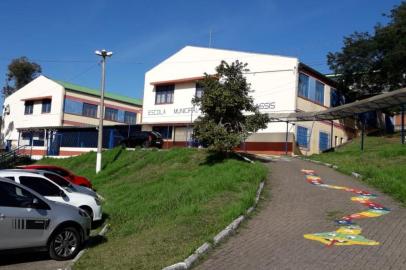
{"left": 53, "top": 79, "right": 143, "bottom": 106}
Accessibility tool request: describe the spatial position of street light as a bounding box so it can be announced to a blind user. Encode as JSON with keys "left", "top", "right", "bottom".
{"left": 95, "top": 49, "right": 113, "bottom": 173}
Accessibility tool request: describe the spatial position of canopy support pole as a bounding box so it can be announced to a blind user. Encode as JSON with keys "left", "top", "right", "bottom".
{"left": 285, "top": 121, "right": 289, "bottom": 155}
{"left": 401, "top": 104, "right": 405, "bottom": 145}
{"left": 361, "top": 117, "right": 366, "bottom": 151}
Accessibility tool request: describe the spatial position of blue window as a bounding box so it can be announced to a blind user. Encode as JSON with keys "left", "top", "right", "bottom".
{"left": 24, "top": 101, "right": 34, "bottom": 115}
{"left": 64, "top": 99, "right": 83, "bottom": 115}
{"left": 155, "top": 85, "right": 174, "bottom": 104}
{"left": 105, "top": 107, "right": 118, "bottom": 121}
{"left": 117, "top": 110, "right": 125, "bottom": 122}
{"left": 124, "top": 111, "right": 136, "bottom": 124}
{"left": 82, "top": 103, "right": 98, "bottom": 118}
{"left": 298, "top": 73, "right": 309, "bottom": 98}
{"left": 152, "top": 126, "right": 172, "bottom": 139}
{"left": 297, "top": 126, "right": 309, "bottom": 148}
{"left": 319, "top": 132, "right": 330, "bottom": 152}
{"left": 42, "top": 99, "right": 52, "bottom": 113}
{"left": 315, "top": 81, "right": 325, "bottom": 105}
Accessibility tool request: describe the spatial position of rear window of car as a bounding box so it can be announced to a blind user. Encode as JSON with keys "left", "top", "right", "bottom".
{"left": 43, "top": 173, "right": 71, "bottom": 187}
{"left": 42, "top": 168, "right": 70, "bottom": 177}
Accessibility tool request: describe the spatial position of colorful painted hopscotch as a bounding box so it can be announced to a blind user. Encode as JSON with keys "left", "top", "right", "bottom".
{"left": 301, "top": 169, "right": 390, "bottom": 247}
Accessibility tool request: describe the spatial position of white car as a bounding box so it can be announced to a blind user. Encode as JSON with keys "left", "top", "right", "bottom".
{"left": 0, "top": 170, "right": 102, "bottom": 222}
{"left": 12, "top": 169, "right": 104, "bottom": 200}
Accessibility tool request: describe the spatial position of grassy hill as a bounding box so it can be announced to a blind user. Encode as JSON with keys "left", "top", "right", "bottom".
{"left": 37, "top": 147, "right": 267, "bottom": 269}
{"left": 310, "top": 134, "right": 406, "bottom": 204}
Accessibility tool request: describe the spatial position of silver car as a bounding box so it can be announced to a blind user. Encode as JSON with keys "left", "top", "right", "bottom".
{"left": 0, "top": 178, "right": 91, "bottom": 260}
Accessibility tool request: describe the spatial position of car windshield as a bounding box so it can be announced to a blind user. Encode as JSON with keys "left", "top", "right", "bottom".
{"left": 151, "top": 131, "right": 162, "bottom": 138}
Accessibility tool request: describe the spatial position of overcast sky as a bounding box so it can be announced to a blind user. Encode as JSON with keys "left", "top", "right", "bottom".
{"left": 0, "top": 0, "right": 402, "bottom": 104}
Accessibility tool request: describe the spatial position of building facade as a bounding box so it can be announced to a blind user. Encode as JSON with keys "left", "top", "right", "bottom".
{"left": 141, "top": 46, "right": 354, "bottom": 155}
{"left": 1, "top": 75, "right": 142, "bottom": 158}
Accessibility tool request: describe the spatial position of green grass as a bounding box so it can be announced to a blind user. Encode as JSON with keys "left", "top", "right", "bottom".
{"left": 310, "top": 134, "right": 406, "bottom": 204}
{"left": 37, "top": 148, "right": 267, "bottom": 269}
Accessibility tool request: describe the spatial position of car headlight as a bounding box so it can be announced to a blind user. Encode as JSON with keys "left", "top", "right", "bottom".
{"left": 95, "top": 197, "right": 102, "bottom": 205}
{"left": 79, "top": 208, "right": 90, "bottom": 218}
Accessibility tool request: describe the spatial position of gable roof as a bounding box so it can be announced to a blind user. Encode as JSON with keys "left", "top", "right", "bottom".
{"left": 53, "top": 79, "right": 142, "bottom": 106}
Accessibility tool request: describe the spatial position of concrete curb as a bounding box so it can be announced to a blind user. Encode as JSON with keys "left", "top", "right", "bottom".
{"left": 65, "top": 223, "right": 110, "bottom": 270}
{"left": 298, "top": 157, "right": 364, "bottom": 180}
{"left": 162, "top": 180, "right": 265, "bottom": 270}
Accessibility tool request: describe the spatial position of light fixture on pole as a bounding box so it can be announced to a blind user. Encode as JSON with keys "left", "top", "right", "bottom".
{"left": 95, "top": 49, "right": 113, "bottom": 173}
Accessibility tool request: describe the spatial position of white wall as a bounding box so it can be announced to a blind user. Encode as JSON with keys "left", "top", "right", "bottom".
{"left": 142, "top": 46, "right": 299, "bottom": 133}
{"left": 1, "top": 76, "right": 64, "bottom": 145}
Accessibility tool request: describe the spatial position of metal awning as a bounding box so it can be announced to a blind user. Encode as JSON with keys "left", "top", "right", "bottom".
{"left": 268, "top": 87, "right": 406, "bottom": 122}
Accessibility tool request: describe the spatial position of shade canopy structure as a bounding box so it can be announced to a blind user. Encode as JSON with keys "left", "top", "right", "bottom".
{"left": 268, "top": 87, "right": 406, "bottom": 122}
{"left": 266, "top": 87, "right": 406, "bottom": 153}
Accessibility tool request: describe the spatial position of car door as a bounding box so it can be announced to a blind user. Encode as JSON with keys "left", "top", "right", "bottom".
{"left": 17, "top": 176, "right": 69, "bottom": 205}
{"left": 0, "top": 181, "right": 51, "bottom": 250}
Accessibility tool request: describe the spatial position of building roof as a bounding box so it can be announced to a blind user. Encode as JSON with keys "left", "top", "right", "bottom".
{"left": 53, "top": 79, "right": 143, "bottom": 106}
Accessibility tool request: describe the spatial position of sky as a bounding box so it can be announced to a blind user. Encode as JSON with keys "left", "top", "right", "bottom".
{"left": 0, "top": 0, "right": 402, "bottom": 104}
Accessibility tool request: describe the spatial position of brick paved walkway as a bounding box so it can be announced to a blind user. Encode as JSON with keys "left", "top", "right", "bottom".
{"left": 195, "top": 158, "right": 406, "bottom": 270}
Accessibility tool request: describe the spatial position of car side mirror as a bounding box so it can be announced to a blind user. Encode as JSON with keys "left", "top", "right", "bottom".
{"left": 29, "top": 197, "right": 50, "bottom": 210}
{"left": 59, "top": 189, "right": 68, "bottom": 198}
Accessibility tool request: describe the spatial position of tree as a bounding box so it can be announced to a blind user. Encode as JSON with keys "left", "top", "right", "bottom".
{"left": 327, "top": 1, "right": 406, "bottom": 101}
{"left": 2, "top": 57, "right": 42, "bottom": 97}
{"left": 192, "top": 60, "right": 270, "bottom": 153}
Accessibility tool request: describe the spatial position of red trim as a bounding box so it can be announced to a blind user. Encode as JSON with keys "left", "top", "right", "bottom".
{"left": 236, "top": 142, "right": 293, "bottom": 152}
{"left": 65, "top": 95, "right": 98, "bottom": 105}
{"left": 62, "top": 119, "right": 96, "bottom": 127}
{"left": 21, "top": 96, "right": 52, "bottom": 101}
{"left": 160, "top": 141, "right": 293, "bottom": 153}
{"left": 65, "top": 95, "right": 141, "bottom": 113}
{"left": 150, "top": 76, "right": 206, "bottom": 86}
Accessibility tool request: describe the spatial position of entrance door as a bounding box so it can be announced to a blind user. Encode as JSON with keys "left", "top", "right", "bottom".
{"left": 319, "top": 132, "right": 330, "bottom": 152}
{"left": 47, "top": 132, "right": 62, "bottom": 156}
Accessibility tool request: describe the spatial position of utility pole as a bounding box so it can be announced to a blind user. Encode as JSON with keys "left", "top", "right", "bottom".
{"left": 95, "top": 49, "right": 113, "bottom": 173}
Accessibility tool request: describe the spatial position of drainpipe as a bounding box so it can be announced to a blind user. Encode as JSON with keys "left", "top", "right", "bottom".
{"left": 285, "top": 121, "right": 289, "bottom": 155}
{"left": 330, "top": 120, "right": 334, "bottom": 148}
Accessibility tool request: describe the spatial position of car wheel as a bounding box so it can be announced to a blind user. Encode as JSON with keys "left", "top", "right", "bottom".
{"left": 142, "top": 140, "right": 150, "bottom": 148}
{"left": 49, "top": 227, "right": 81, "bottom": 260}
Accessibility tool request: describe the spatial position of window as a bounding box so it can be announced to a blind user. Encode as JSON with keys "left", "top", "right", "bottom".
{"left": 298, "top": 73, "right": 309, "bottom": 98}
{"left": 297, "top": 126, "right": 309, "bottom": 148}
{"left": 41, "top": 99, "right": 52, "bottom": 113}
{"left": 19, "top": 176, "right": 61, "bottom": 197}
{"left": 0, "top": 181, "right": 39, "bottom": 208}
{"left": 83, "top": 103, "right": 98, "bottom": 118}
{"left": 105, "top": 107, "right": 118, "bottom": 121}
{"left": 64, "top": 99, "right": 83, "bottom": 115}
{"left": 124, "top": 111, "right": 137, "bottom": 124}
{"left": 155, "top": 85, "right": 174, "bottom": 104}
{"left": 315, "top": 81, "right": 325, "bottom": 105}
{"left": 43, "top": 173, "right": 71, "bottom": 188}
{"left": 319, "top": 132, "right": 330, "bottom": 152}
{"left": 195, "top": 83, "right": 204, "bottom": 98}
{"left": 45, "top": 168, "right": 70, "bottom": 177}
{"left": 152, "top": 126, "right": 173, "bottom": 139}
{"left": 24, "top": 101, "right": 34, "bottom": 115}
